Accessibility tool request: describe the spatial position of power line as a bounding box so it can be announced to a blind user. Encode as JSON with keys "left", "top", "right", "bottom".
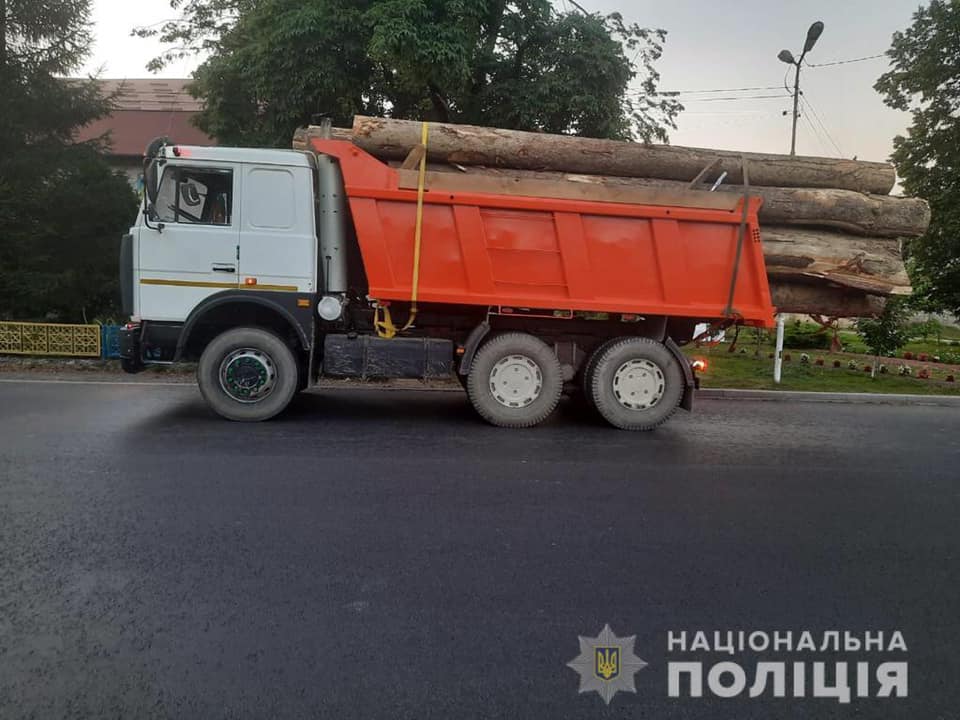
{"left": 678, "top": 93, "right": 792, "bottom": 102}
{"left": 801, "top": 94, "right": 844, "bottom": 156}
{"left": 800, "top": 106, "right": 831, "bottom": 156}
{"left": 660, "top": 85, "right": 784, "bottom": 95}
{"left": 805, "top": 53, "right": 885, "bottom": 67}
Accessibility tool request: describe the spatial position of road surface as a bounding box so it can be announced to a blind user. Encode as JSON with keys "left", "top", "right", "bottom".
{"left": 0, "top": 379, "right": 957, "bottom": 718}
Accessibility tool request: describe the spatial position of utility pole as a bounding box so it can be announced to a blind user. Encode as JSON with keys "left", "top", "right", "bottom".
{"left": 788, "top": 61, "right": 801, "bottom": 156}
{"left": 777, "top": 21, "right": 824, "bottom": 156}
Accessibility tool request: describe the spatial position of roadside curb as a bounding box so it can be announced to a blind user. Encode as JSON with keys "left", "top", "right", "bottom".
{"left": 698, "top": 388, "right": 960, "bottom": 407}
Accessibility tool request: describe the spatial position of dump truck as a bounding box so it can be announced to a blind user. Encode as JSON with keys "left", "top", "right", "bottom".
{"left": 119, "top": 126, "right": 775, "bottom": 429}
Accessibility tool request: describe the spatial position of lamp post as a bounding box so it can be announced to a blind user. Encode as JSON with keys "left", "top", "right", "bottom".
{"left": 777, "top": 21, "right": 824, "bottom": 156}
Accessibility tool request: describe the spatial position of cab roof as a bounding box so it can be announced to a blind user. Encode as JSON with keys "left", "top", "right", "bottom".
{"left": 159, "top": 144, "right": 314, "bottom": 168}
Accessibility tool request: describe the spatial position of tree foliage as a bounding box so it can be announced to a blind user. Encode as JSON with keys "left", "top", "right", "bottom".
{"left": 855, "top": 299, "right": 910, "bottom": 360}
{"left": 875, "top": 0, "right": 960, "bottom": 316}
{"left": 136, "top": 0, "right": 681, "bottom": 148}
{"left": 0, "top": 0, "right": 138, "bottom": 322}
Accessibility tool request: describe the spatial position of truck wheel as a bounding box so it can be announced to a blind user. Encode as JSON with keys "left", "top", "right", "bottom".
{"left": 589, "top": 337, "right": 684, "bottom": 430}
{"left": 197, "top": 327, "right": 299, "bottom": 422}
{"left": 467, "top": 332, "right": 563, "bottom": 428}
{"left": 579, "top": 338, "right": 623, "bottom": 412}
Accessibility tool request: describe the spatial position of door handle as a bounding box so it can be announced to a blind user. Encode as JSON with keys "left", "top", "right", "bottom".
{"left": 212, "top": 264, "right": 236, "bottom": 273}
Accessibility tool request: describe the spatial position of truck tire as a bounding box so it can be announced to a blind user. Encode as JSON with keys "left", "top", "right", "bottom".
{"left": 589, "top": 337, "right": 684, "bottom": 430}
{"left": 467, "top": 332, "right": 563, "bottom": 428}
{"left": 197, "top": 327, "right": 300, "bottom": 422}
{"left": 579, "top": 337, "right": 624, "bottom": 412}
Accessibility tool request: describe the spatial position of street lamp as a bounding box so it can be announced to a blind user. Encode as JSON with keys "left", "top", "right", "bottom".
{"left": 778, "top": 21, "right": 824, "bottom": 156}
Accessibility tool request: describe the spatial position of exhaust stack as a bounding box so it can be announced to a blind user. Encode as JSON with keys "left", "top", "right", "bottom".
{"left": 315, "top": 153, "right": 348, "bottom": 296}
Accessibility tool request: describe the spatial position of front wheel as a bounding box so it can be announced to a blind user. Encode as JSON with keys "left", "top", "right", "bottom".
{"left": 589, "top": 337, "right": 684, "bottom": 430}
{"left": 197, "top": 327, "right": 300, "bottom": 422}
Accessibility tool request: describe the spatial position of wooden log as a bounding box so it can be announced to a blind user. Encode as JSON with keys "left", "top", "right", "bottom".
{"left": 769, "top": 282, "right": 885, "bottom": 317}
{"left": 351, "top": 115, "right": 896, "bottom": 194}
{"left": 295, "top": 127, "right": 928, "bottom": 236}
{"left": 292, "top": 126, "right": 353, "bottom": 149}
{"left": 405, "top": 164, "right": 929, "bottom": 238}
{"left": 761, "top": 227, "right": 911, "bottom": 297}
{"left": 392, "top": 166, "right": 912, "bottom": 297}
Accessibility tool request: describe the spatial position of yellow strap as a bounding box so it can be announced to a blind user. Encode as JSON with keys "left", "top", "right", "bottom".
{"left": 374, "top": 304, "right": 398, "bottom": 339}
{"left": 409, "top": 120, "right": 428, "bottom": 307}
{"left": 375, "top": 121, "right": 428, "bottom": 339}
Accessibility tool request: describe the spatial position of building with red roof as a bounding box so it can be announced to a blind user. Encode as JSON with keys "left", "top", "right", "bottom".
{"left": 74, "top": 79, "right": 215, "bottom": 184}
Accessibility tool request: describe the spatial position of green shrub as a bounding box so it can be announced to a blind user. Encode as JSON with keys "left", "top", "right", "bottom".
{"left": 783, "top": 321, "right": 831, "bottom": 350}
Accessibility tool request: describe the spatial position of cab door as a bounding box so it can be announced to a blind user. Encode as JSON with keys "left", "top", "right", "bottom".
{"left": 138, "top": 163, "right": 240, "bottom": 321}
{"left": 237, "top": 163, "right": 316, "bottom": 294}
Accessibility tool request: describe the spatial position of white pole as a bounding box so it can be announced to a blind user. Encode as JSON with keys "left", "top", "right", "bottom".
{"left": 774, "top": 315, "right": 785, "bottom": 384}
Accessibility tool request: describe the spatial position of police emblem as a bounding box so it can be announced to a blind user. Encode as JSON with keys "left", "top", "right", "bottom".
{"left": 567, "top": 624, "right": 647, "bottom": 705}
{"left": 595, "top": 647, "right": 620, "bottom": 680}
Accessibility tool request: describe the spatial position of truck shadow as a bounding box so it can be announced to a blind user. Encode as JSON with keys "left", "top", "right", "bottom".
{"left": 125, "top": 386, "right": 624, "bottom": 435}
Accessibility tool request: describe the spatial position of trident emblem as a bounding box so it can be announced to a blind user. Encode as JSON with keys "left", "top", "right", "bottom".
{"left": 595, "top": 647, "right": 620, "bottom": 680}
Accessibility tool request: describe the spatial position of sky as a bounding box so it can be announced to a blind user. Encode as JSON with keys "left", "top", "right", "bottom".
{"left": 81, "top": 0, "right": 922, "bottom": 163}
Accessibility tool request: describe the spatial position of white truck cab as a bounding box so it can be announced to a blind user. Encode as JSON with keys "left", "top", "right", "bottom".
{"left": 130, "top": 145, "right": 318, "bottom": 324}
{"left": 119, "top": 140, "right": 355, "bottom": 418}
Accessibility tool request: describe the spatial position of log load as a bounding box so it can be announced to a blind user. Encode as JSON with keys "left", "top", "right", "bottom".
{"left": 350, "top": 115, "right": 897, "bottom": 194}
{"left": 293, "top": 118, "right": 926, "bottom": 317}
{"left": 394, "top": 165, "right": 928, "bottom": 238}
{"left": 761, "top": 228, "right": 910, "bottom": 297}
{"left": 769, "top": 282, "right": 885, "bottom": 317}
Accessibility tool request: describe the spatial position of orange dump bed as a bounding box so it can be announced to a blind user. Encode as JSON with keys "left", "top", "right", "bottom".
{"left": 310, "top": 139, "right": 775, "bottom": 327}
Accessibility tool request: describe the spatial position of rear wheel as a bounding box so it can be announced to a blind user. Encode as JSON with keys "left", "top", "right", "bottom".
{"left": 198, "top": 327, "right": 299, "bottom": 422}
{"left": 589, "top": 337, "right": 684, "bottom": 430}
{"left": 466, "top": 332, "right": 563, "bottom": 428}
{"left": 579, "top": 337, "right": 623, "bottom": 412}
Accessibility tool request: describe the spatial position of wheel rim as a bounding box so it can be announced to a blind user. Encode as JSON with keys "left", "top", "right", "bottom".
{"left": 489, "top": 354, "right": 543, "bottom": 408}
{"left": 612, "top": 358, "right": 665, "bottom": 410}
{"left": 219, "top": 347, "right": 277, "bottom": 403}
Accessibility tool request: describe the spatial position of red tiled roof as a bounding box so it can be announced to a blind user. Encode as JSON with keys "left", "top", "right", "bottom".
{"left": 73, "top": 79, "right": 215, "bottom": 157}
{"left": 100, "top": 78, "right": 204, "bottom": 112}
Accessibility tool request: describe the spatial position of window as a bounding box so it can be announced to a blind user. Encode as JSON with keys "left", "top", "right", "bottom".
{"left": 155, "top": 166, "right": 233, "bottom": 226}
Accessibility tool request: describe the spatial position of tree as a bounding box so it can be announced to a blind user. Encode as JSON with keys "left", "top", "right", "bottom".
{"left": 875, "top": 0, "right": 960, "bottom": 316}
{"left": 909, "top": 316, "right": 943, "bottom": 344}
{"left": 0, "top": 0, "right": 138, "bottom": 322}
{"left": 855, "top": 299, "right": 910, "bottom": 376}
{"left": 136, "top": 0, "right": 681, "bottom": 148}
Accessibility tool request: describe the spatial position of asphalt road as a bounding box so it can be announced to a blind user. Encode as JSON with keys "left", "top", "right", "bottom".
{"left": 0, "top": 379, "right": 958, "bottom": 719}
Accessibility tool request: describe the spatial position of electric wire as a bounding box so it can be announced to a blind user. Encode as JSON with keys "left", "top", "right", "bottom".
{"left": 805, "top": 53, "right": 885, "bottom": 68}
{"left": 801, "top": 94, "right": 844, "bottom": 156}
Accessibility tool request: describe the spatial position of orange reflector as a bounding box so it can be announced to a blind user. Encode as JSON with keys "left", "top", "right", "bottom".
{"left": 297, "top": 298, "right": 310, "bottom": 308}
{"left": 244, "top": 278, "right": 257, "bottom": 285}
{"left": 456, "top": 346, "right": 465, "bottom": 355}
